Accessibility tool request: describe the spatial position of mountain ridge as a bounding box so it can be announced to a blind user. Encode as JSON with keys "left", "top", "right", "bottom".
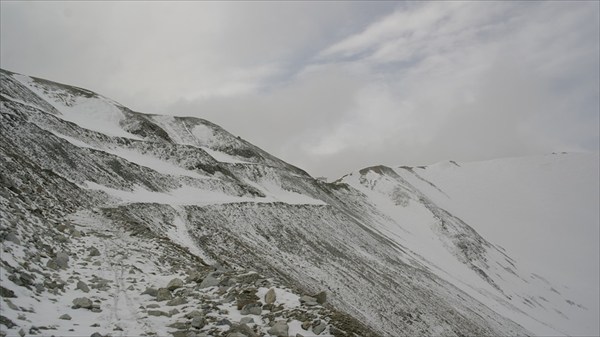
{"left": 1, "top": 68, "right": 596, "bottom": 336}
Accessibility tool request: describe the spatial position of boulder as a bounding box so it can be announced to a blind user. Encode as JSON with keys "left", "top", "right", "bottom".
{"left": 184, "top": 310, "right": 203, "bottom": 319}
{"left": 156, "top": 288, "right": 173, "bottom": 301}
{"left": 72, "top": 297, "right": 93, "bottom": 309}
{"left": 59, "top": 314, "right": 72, "bottom": 320}
{"left": 185, "top": 271, "right": 205, "bottom": 283}
{"left": 267, "top": 321, "right": 289, "bottom": 337}
{"left": 55, "top": 252, "right": 69, "bottom": 269}
{"left": 170, "top": 331, "right": 192, "bottom": 337}
{"left": 312, "top": 321, "right": 327, "bottom": 335}
{"left": 166, "top": 297, "right": 187, "bottom": 306}
{"left": 216, "top": 318, "right": 232, "bottom": 326}
{"left": 301, "top": 321, "right": 311, "bottom": 330}
{"left": 299, "top": 295, "right": 318, "bottom": 306}
{"left": 236, "top": 288, "right": 259, "bottom": 310}
{"left": 240, "top": 317, "right": 254, "bottom": 324}
{"left": 0, "top": 315, "right": 16, "bottom": 328}
{"left": 147, "top": 310, "right": 170, "bottom": 317}
{"left": 88, "top": 246, "right": 101, "bottom": 257}
{"left": 167, "top": 278, "right": 184, "bottom": 291}
{"left": 77, "top": 280, "right": 90, "bottom": 293}
{"left": 0, "top": 286, "right": 16, "bottom": 298}
{"left": 142, "top": 287, "right": 158, "bottom": 296}
{"left": 314, "top": 291, "right": 326, "bottom": 304}
{"left": 240, "top": 303, "right": 262, "bottom": 315}
{"left": 229, "top": 323, "right": 256, "bottom": 337}
{"left": 227, "top": 333, "right": 247, "bottom": 337}
{"left": 198, "top": 275, "right": 219, "bottom": 289}
{"left": 4, "top": 232, "right": 20, "bottom": 245}
{"left": 191, "top": 316, "right": 206, "bottom": 329}
{"left": 168, "top": 322, "right": 189, "bottom": 329}
{"left": 264, "top": 288, "right": 276, "bottom": 304}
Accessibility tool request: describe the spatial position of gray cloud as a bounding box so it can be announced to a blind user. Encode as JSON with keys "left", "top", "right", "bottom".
{"left": 1, "top": 1, "right": 598, "bottom": 178}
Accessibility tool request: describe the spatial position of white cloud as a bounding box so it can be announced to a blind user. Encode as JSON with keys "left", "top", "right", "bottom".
{"left": 1, "top": 1, "right": 598, "bottom": 178}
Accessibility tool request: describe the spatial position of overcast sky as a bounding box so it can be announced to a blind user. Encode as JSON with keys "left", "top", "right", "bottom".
{"left": 2, "top": 1, "right": 599, "bottom": 178}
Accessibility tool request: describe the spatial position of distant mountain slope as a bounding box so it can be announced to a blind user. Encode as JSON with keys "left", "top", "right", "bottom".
{"left": 395, "top": 153, "right": 600, "bottom": 336}
{"left": 1, "top": 68, "right": 596, "bottom": 336}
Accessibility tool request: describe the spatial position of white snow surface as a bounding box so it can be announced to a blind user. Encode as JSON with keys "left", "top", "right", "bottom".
{"left": 341, "top": 152, "right": 599, "bottom": 336}
{"left": 12, "top": 74, "right": 142, "bottom": 140}
{"left": 82, "top": 180, "right": 325, "bottom": 206}
{"left": 396, "top": 153, "right": 600, "bottom": 336}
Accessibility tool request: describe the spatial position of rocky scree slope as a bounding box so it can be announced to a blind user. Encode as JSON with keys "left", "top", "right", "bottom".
{"left": 0, "top": 68, "right": 582, "bottom": 336}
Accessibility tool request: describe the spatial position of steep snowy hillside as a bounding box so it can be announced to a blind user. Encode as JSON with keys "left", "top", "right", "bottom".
{"left": 1, "top": 68, "right": 595, "bottom": 337}
{"left": 338, "top": 155, "right": 599, "bottom": 336}
{"left": 395, "top": 154, "right": 600, "bottom": 336}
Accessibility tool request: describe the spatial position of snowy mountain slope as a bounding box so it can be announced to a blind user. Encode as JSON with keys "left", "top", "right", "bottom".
{"left": 1, "top": 68, "right": 595, "bottom": 336}
{"left": 339, "top": 159, "right": 598, "bottom": 336}
{"left": 394, "top": 154, "right": 600, "bottom": 336}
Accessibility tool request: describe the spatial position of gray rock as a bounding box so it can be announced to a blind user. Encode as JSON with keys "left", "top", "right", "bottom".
{"left": 185, "top": 271, "right": 205, "bottom": 283}
{"left": 301, "top": 321, "right": 311, "bottom": 330}
{"left": 72, "top": 297, "right": 93, "bottom": 309}
{"left": 5, "top": 232, "right": 20, "bottom": 245}
{"left": 90, "top": 333, "right": 102, "bottom": 337}
{"left": 296, "top": 334, "right": 305, "bottom": 337}
{"left": 0, "top": 285, "right": 16, "bottom": 298}
{"left": 0, "top": 315, "right": 16, "bottom": 328}
{"left": 88, "top": 246, "right": 101, "bottom": 257}
{"left": 198, "top": 275, "right": 219, "bottom": 289}
{"left": 314, "top": 291, "right": 326, "bottom": 304}
{"left": 166, "top": 296, "right": 187, "bottom": 306}
{"left": 184, "top": 310, "right": 203, "bottom": 319}
{"left": 312, "top": 321, "right": 327, "bottom": 335}
{"left": 142, "top": 287, "right": 158, "bottom": 296}
{"left": 228, "top": 333, "right": 247, "bottom": 337}
{"left": 59, "top": 313, "right": 72, "bottom": 320}
{"left": 147, "top": 310, "right": 170, "bottom": 317}
{"left": 240, "top": 303, "right": 262, "bottom": 315}
{"left": 264, "top": 288, "right": 276, "bottom": 304}
{"left": 55, "top": 234, "right": 70, "bottom": 243}
{"left": 146, "top": 303, "right": 160, "bottom": 308}
{"left": 299, "top": 295, "right": 318, "bottom": 306}
{"left": 191, "top": 316, "right": 206, "bottom": 328}
{"left": 18, "top": 329, "right": 25, "bottom": 337}
{"left": 240, "top": 317, "right": 255, "bottom": 324}
{"left": 216, "top": 318, "right": 232, "bottom": 326}
{"left": 230, "top": 323, "right": 256, "bottom": 337}
{"left": 168, "top": 322, "right": 189, "bottom": 329}
{"left": 299, "top": 295, "right": 316, "bottom": 304}
{"left": 46, "top": 259, "right": 59, "bottom": 270}
{"left": 55, "top": 252, "right": 69, "bottom": 269}
{"left": 236, "top": 288, "right": 259, "bottom": 310}
{"left": 268, "top": 321, "right": 289, "bottom": 337}
{"left": 169, "top": 308, "right": 180, "bottom": 316}
{"left": 167, "top": 278, "right": 184, "bottom": 291}
{"left": 169, "top": 330, "right": 189, "bottom": 337}
{"left": 5, "top": 300, "right": 18, "bottom": 310}
{"left": 77, "top": 280, "right": 90, "bottom": 293}
{"left": 156, "top": 287, "right": 173, "bottom": 301}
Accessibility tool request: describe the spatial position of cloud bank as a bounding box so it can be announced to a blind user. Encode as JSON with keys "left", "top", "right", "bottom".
{"left": 1, "top": 1, "right": 598, "bottom": 178}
